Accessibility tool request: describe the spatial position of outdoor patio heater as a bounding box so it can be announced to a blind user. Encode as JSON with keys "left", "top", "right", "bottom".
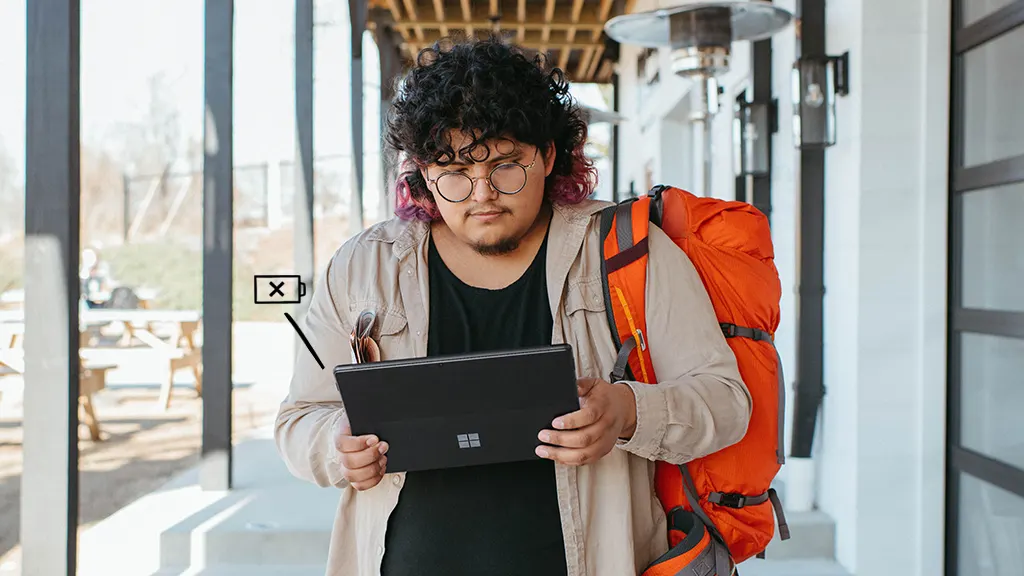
{"left": 604, "top": 0, "right": 793, "bottom": 196}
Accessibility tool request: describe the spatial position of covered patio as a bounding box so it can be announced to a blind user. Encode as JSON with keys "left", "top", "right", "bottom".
{"left": 15, "top": 1, "right": 631, "bottom": 574}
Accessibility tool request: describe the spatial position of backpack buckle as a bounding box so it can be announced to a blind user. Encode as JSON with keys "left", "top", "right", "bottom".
{"left": 714, "top": 493, "right": 747, "bottom": 508}
{"left": 720, "top": 323, "right": 737, "bottom": 338}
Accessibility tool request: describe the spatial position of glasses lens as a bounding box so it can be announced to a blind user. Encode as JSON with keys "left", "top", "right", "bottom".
{"left": 490, "top": 164, "right": 527, "bottom": 193}
{"left": 436, "top": 173, "right": 473, "bottom": 202}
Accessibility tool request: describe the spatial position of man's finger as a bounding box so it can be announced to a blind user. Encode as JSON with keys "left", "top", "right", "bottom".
{"left": 539, "top": 421, "right": 604, "bottom": 449}
{"left": 351, "top": 472, "right": 385, "bottom": 491}
{"left": 345, "top": 462, "right": 383, "bottom": 484}
{"left": 535, "top": 444, "right": 596, "bottom": 467}
{"left": 551, "top": 403, "right": 600, "bottom": 431}
{"left": 341, "top": 443, "right": 389, "bottom": 470}
{"left": 345, "top": 456, "right": 387, "bottom": 484}
{"left": 337, "top": 433, "right": 381, "bottom": 453}
{"left": 576, "top": 377, "right": 601, "bottom": 397}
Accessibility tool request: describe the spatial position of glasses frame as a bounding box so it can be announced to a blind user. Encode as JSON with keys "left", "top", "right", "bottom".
{"left": 425, "top": 149, "right": 539, "bottom": 203}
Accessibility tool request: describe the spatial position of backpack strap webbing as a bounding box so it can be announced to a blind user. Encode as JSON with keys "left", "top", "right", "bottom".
{"left": 600, "top": 198, "right": 656, "bottom": 385}
{"left": 720, "top": 322, "right": 786, "bottom": 466}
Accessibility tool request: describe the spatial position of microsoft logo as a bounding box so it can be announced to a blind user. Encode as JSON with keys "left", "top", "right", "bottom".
{"left": 457, "top": 433, "right": 481, "bottom": 449}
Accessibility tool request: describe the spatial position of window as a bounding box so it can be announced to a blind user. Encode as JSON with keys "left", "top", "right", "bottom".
{"left": 947, "top": 3, "right": 1024, "bottom": 575}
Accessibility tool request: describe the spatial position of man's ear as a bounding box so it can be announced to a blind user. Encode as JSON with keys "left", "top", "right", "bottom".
{"left": 542, "top": 143, "right": 557, "bottom": 177}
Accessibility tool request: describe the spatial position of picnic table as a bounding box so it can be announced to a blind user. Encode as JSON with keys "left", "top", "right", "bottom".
{"left": 0, "top": 287, "right": 161, "bottom": 310}
{"left": 0, "top": 308, "right": 203, "bottom": 431}
{"left": 0, "top": 332, "right": 117, "bottom": 441}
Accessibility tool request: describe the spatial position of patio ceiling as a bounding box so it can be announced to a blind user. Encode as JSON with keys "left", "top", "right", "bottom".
{"left": 367, "top": 0, "right": 639, "bottom": 84}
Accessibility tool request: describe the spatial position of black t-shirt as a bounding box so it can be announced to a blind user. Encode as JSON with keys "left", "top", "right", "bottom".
{"left": 379, "top": 231, "right": 568, "bottom": 576}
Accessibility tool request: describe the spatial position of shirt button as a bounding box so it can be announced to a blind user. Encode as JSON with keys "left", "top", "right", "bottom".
{"left": 416, "top": 330, "right": 421, "bottom": 336}
{"left": 392, "top": 475, "right": 401, "bottom": 486}
{"left": 377, "top": 545, "right": 384, "bottom": 555}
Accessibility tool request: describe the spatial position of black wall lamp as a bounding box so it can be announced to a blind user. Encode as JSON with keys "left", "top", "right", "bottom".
{"left": 733, "top": 94, "right": 775, "bottom": 177}
{"left": 792, "top": 52, "right": 849, "bottom": 149}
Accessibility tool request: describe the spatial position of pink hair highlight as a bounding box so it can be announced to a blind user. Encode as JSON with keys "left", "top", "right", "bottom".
{"left": 393, "top": 143, "right": 597, "bottom": 222}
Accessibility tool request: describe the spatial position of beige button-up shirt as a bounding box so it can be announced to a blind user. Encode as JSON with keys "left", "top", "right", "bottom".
{"left": 274, "top": 199, "right": 751, "bottom": 576}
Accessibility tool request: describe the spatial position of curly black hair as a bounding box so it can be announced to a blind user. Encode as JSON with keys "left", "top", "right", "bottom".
{"left": 384, "top": 37, "right": 596, "bottom": 221}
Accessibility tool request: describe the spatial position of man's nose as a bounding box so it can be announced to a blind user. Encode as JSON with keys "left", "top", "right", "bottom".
{"left": 469, "top": 174, "right": 498, "bottom": 201}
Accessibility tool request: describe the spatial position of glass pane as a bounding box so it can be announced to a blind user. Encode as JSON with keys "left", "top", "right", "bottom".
{"left": 961, "top": 182, "right": 1024, "bottom": 312}
{"left": 962, "top": 0, "right": 1018, "bottom": 26}
{"left": 958, "top": 473, "right": 1024, "bottom": 576}
{"left": 963, "top": 24, "right": 1024, "bottom": 167}
{"left": 0, "top": 0, "right": 25, "bottom": 567}
{"left": 960, "top": 333, "right": 1024, "bottom": 470}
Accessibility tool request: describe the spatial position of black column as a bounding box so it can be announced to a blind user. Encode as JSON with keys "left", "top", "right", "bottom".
{"left": 790, "top": 0, "right": 827, "bottom": 459}
{"left": 21, "top": 1, "right": 81, "bottom": 573}
{"left": 750, "top": 35, "right": 773, "bottom": 221}
{"left": 295, "top": 0, "right": 315, "bottom": 326}
{"left": 612, "top": 72, "right": 621, "bottom": 203}
{"left": 201, "top": 0, "right": 235, "bottom": 491}
{"left": 348, "top": 0, "right": 366, "bottom": 235}
{"left": 373, "top": 9, "right": 404, "bottom": 217}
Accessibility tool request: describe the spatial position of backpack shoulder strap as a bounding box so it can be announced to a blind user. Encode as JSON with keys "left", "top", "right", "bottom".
{"left": 600, "top": 196, "right": 657, "bottom": 385}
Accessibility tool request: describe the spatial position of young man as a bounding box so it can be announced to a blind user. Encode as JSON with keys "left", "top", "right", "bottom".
{"left": 275, "top": 39, "right": 751, "bottom": 576}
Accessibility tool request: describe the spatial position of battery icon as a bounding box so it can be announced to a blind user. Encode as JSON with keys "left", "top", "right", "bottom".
{"left": 254, "top": 275, "right": 307, "bottom": 304}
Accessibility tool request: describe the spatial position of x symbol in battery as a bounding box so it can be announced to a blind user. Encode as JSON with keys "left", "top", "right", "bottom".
{"left": 269, "top": 281, "right": 285, "bottom": 297}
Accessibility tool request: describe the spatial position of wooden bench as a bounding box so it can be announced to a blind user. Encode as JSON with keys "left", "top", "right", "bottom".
{"left": 0, "top": 347, "right": 115, "bottom": 441}
{"left": 2, "top": 309, "right": 203, "bottom": 410}
{"left": 160, "top": 319, "right": 203, "bottom": 410}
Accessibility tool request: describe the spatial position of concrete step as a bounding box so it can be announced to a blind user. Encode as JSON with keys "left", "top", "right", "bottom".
{"left": 152, "top": 565, "right": 325, "bottom": 576}
{"left": 155, "top": 437, "right": 337, "bottom": 569}
{"left": 76, "top": 434, "right": 339, "bottom": 576}
{"left": 761, "top": 510, "right": 835, "bottom": 560}
{"left": 736, "top": 558, "right": 852, "bottom": 576}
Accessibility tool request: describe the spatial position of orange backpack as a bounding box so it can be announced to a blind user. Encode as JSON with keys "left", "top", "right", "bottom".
{"left": 599, "top": 185, "right": 790, "bottom": 576}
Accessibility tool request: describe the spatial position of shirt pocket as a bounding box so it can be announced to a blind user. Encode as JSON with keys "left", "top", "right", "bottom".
{"left": 348, "top": 302, "right": 409, "bottom": 361}
{"left": 562, "top": 277, "right": 615, "bottom": 379}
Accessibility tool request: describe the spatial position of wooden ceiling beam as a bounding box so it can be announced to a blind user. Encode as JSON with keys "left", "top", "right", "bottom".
{"left": 567, "top": 0, "right": 585, "bottom": 41}
{"left": 383, "top": 0, "right": 403, "bottom": 23}
{"left": 584, "top": 0, "right": 615, "bottom": 82}
{"left": 405, "top": 32, "right": 603, "bottom": 53}
{"left": 432, "top": 0, "right": 447, "bottom": 36}
{"left": 401, "top": 0, "right": 424, "bottom": 39}
{"left": 489, "top": 0, "right": 501, "bottom": 34}
{"left": 395, "top": 19, "right": 606, "bottom": 32}
{"left": 394, "top": 0, "right": 622, "bottom": 30}
{"left": 575, "top": 47, "right": 594, "bottom": 81}
{"left": 540, "top": 0, "right": 557, "bottom": 53}
{"left": 517, "top": 0, "right": 526, "bottom": 42}
{"left": 459, "top": 0, "right": 474, "bottom": 37}
{"left": 586, "top": 45, "right": 605, "bottom": 80}
{"left": 558, "top": 46, "right": 572, "bottom": 72}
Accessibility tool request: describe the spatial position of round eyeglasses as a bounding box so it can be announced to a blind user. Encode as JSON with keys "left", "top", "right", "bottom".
{"left": 425, "top": 149, "right": 538, "bottom": 203}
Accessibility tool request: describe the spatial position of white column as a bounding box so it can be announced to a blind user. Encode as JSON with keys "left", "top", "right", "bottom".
{"left": 808, "top": 0, "right": 952, "bottom": 574}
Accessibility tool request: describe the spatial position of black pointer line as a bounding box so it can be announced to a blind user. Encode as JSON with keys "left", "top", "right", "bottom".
{"left": 284, "top": 312, "right": 325, "bottom": 370}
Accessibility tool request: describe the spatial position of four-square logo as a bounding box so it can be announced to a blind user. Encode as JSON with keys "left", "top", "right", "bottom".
{"left": 457, "top": 433, "right": 481, "bottom": 449}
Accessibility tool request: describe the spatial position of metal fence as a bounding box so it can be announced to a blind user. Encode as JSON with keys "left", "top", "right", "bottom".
{"left": 119, "top": 153, "right": 385, "bottom": 245}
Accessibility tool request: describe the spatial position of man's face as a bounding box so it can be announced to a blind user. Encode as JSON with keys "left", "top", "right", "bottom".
{"left": 423, "top": 133, "right": 555, "bottom": 255}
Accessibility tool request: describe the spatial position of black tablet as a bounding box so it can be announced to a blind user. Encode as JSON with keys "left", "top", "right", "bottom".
{"left": 333, "top": 344, "right": 580, "bottom": 473}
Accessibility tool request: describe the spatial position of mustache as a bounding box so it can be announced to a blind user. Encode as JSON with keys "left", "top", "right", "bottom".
{"left": 466, "top": 206, "right": 511, "bottom": 217}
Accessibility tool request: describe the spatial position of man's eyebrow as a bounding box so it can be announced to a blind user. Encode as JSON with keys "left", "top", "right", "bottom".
{"left": 447, "top": 150, "right": 521, "bottom": 166}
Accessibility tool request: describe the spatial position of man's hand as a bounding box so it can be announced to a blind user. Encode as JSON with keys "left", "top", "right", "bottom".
{"left": 333, "top": 416, "right": 389, "bottom": 490}
{"left": 534, "top": 378, "right": 638, "bottom": 466}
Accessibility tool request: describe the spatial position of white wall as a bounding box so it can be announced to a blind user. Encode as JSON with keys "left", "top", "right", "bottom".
{"left": 812, "top": 0, "right": 951, "bottom": 574}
